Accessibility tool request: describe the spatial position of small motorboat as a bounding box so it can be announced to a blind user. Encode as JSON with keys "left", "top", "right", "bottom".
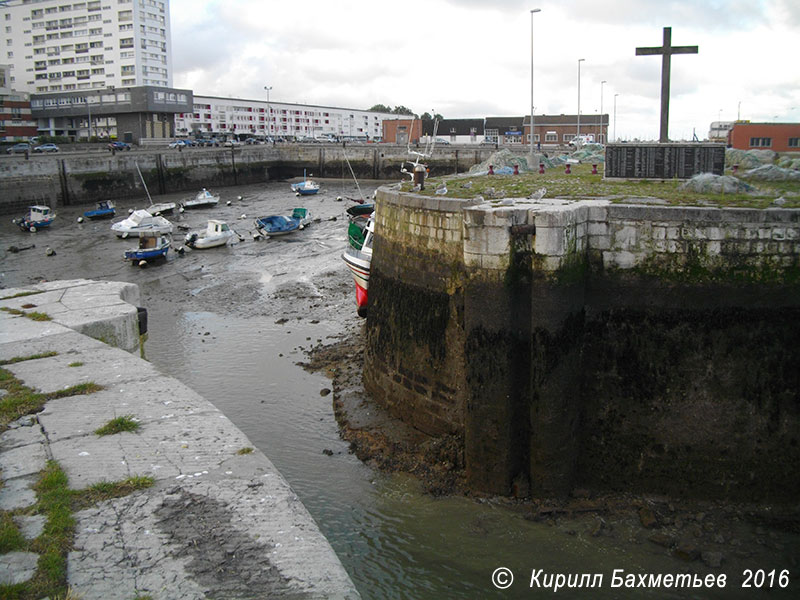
{"left": 290, "top": 170, "right": 320, "bottom": 196}
{"left": 289, "top": 207, "right": 312, "bottom": 229}
{"left": 83, "top": 200, "right": 116, "bottom": 220}
{"left": 182, "top": 188, "right": 220, "bottom": 209}
{"left": 342, "top": 215, "right": 373, "bottom": 318}
{"left": 147, "top": 201, "right": 177, "bottom": 215}
{"left": 13, "top": 205, "right": 56, "bottom": 232}
{"left": 123, "top": 232, "right": 170, "bottom": 265}
{"left": 185, "top": 219, "right": 237, "bottom": 249}
{"left": 111, "top": 209, "right": 173, "bottom": 238}
{"left": 253, "top": 214, "right": 300, "bottom": 237}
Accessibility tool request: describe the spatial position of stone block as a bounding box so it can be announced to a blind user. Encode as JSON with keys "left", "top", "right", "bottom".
{"left": 666, "top": 227, "right": 680, "bottom": 240}
{"left": 706, "top": 241, "right": 722, "bottom": 255}
{"left": 589, "top": 234, "right": 611, "bottom": 250}
{"left": 481, "top": 253, "right": 509, "bottom": 271}
{"left": 653, "top": 226, "right": 666, "bottom": 240}
{"left": 589, "top": 222, "right": 608, "bottom": 237}
{"left": 485, "top": 226, "right": 511, "bottom": 255}
{"left": 534, "top": 227, "right": 565, "bottom": 256}
{"left": 612, "top": 225, "right": 639, "bottom": 251}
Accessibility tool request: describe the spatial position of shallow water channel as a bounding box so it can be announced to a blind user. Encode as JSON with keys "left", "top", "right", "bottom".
{"left": 1, "top": 180, "right": 795, "bottom": 599}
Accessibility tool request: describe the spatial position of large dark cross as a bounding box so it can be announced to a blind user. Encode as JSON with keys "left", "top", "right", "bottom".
{"left": 636, "top": 27, "right": 698, "bottom": 142}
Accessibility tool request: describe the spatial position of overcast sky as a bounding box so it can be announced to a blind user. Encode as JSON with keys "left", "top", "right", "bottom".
{"left": 169, "top": 0, "right": 799, "bottom": 141}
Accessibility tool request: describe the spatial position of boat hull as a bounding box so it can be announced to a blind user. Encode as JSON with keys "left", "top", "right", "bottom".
{"left": 343, "top": 247, "right": 370, "bottom": 316}
{"left": 84, "top": 209, "right": 115, "bottom": 220}
{"left": 254, "top": 215, "right": 299, "bottom": 236}
{"left": 15, "top": 218, "right": 55, "bottom": 232}
{"left": 124, "top": 247, "right": 169, "bottom": 262}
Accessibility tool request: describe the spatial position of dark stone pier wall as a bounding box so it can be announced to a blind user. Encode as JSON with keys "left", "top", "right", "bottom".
{"left": 365, "top": 189, "right": 800, "bottom": 502}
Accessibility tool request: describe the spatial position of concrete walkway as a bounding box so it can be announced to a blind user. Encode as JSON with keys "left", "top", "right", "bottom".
{"left": 0, "top": 279, "right": 360, "bottom": 599}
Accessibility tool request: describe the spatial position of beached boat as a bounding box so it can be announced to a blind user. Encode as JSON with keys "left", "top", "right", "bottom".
{"left": 182, "top": 188, "right": 220, "bottom": 209}
{"left": 83, "top": 200, "right": 116, "bottom": 220}
{"left": 253, "top": 214, "right": 300, "bottom": 237}
{"left": 147, "top": 201, "right": 177, "bottom": 215}
{"left": 290, "top": 170, "right": 320, "bottom": 196}
{"left": 111, "top": 209, "right": 173, "bottom": 238}
{"left": 184, "top": 219, "right": 237, "bottom": 249}
{"left": 342, "top": 215, "right": 373, "bottom": 317}
{"left": 13, "top": 205, "right": 56, "bottom": 232}
{"left": 123, "top": 232, "right": 170, "bottom": 264}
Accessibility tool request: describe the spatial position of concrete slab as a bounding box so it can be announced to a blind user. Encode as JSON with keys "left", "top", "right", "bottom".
{"left": 6, "top": 345, "right": 161, "bottom": 394}
{"left": 0, "top": 329, "right": 107, "bottom": 363}
{"left": 14, "top": 514, "right": 45, "bottom": 540}
{"left": 0, "top": 551, "right": 39, "bottom": 585}
{"left": 0, "top": 476, "right": 37, "bottom": 510}
{"left": 0, "top": 442, "right": 47, "bottom": 480}
{"left": 0, "top": 419, "right": 44, "bottom": 452}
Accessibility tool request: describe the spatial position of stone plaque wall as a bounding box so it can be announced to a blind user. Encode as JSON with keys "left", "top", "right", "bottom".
{"left": 605, "top": 143, "right": 725, "bottom": 179}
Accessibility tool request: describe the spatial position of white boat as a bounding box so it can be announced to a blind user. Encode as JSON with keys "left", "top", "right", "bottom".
{"left": 290, "top": 170, "right": 320, "bottom": 195}
{"left": 342, "top": 215, "right": 373, "bottom": 318}
{"left": 182, "top": 188, "right": 220, "bottom": 209}
{"left": 147, "top": 201, "right": 177, "bottom": 215}
{"left": 111, "top": 209, "right": 173, "bottom": 238}
{"left": 184, "top": 219, "right": 237, "bottom": 249}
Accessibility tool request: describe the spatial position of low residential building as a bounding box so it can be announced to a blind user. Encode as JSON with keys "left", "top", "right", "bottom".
{"left": 423, "top": 118, "right": 484, "bottom": 144}
{"left": 525, "top": 114, "right": 608, "bottom": 146}
{"left": 727, "top": 122, "right": 800, "bottom": 152}
{"left": 176, "top": 95, "right": 399, "bottom": 141}
{"left": 709, "top": 121, "right": 734, "bottom": 143}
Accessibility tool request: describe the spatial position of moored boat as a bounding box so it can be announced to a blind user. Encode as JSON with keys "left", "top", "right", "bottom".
{"left": 111, "top": 209, "right": 173, "bottom": 238}
{"left": 13, "top": 205, "right": 56, "bottom": 232}
{"left": 342, "top": 215, "right": 373, "bottom": 318}
{"left": 290, "top": 170, "right": 320, "bottom": 195}
{"left": 182, "top": 188, "right": 220, "bottom": 209}
{"left": 289, "top": 207, "right": 312, "bottom": 228}
{"left": 123, "top": 232, "right": 170, "bottom": 265}
{"left": 253, "top": 214, "right": 300, "bottom": 237}
{"left": 185, "top": 219, "right": 237, "bottom": 249}
{"left": 147, "top": 201, "right": 177, "bottom": 215}
{"left": 83, "top": 200, "right": 116, "bottom": 220}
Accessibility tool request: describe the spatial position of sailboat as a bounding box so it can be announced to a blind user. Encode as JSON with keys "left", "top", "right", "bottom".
{"left": 136, "top": 162, "right": 176, "bottom": 214}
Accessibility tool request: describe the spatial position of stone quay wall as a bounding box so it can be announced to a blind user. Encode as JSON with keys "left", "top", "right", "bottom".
{"left": 0, "top": 145, "right": 491, "bottom": 213}
{"left": 364, "top": 188, "right": 800, "bottom": 502}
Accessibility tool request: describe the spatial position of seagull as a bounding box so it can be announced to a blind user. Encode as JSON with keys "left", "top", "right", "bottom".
{"left": 435, "top": 182, "right": 448, "bottom": 195}
{"left": 528, "top": 187, "right": 547, "bottom": 200}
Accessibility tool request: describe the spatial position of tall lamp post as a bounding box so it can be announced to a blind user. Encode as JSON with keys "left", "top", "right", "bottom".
{"left": 529, "top": 8, "right": 541, "bottom": 163}
{"left": 613, "top": 93, "right": 619, "bottom": 142}
{"left": 264, "top": 85, "right": 272, "bottom": 139}
{"left": 600, "top": 80, "right": 606, "bottom": 142}
{"left": 577, "top": 58, "right": 585, "bottom": 139}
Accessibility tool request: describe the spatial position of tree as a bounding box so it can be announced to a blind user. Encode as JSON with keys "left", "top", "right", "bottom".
{"left": 391, "top": 105, "right": 416, "bottom": 116}
{"left": 420, "top": 112, "right": 433, "bottom": 121}
{"left": 368, "top": 104, "right": 392, "bottom": 113}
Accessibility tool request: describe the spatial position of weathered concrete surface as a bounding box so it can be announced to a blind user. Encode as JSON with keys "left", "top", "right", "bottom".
{"left": 0, "top": 279, "right": 360, "bottom": 599}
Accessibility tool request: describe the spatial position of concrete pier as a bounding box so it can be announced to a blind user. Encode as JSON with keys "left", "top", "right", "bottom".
{"left": 0, "top": 279, "right": 359, "bottom": 599}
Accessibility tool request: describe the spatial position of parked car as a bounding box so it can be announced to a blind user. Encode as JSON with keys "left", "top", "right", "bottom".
{"left": 6, "top": 143, "right": 31, "bottom": 154}
{"left": 244, "top": 137, "right": 263, "bottom": 145}
{"left": 33, "top": 143, "right": 60, "bottom": 153}
{"left": 108, "top": 141, "right": 131, "bottom": 151}
{"left": 195, "top": 138, "right": 220, "bottom": 147}
{"left": 480, "top": 138, "right": 498, "bottom": 146}
{"left": 435, "top": 137, "right": 451, "bottom": 145}
{"left": 168, "top": 139, "right": 193, "bottom": 148}
{"left": 223, "top": 139, "right": 241, "bottom": 147}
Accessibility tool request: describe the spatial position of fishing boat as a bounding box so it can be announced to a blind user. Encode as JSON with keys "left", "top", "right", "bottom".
{"left": 184, "top": 219, "right": 237, "bottom": 249}
{"left": 111, "top": 209, "right": 173, "bottom": 238}
{"left": 253, "top": 214, "right": 300, "bottom": 237}
{"left": 83, "top": 200, "right": 116, "bottom": 220}
{"left": 342, "top": 214, "right": 373, "bottom": 318}
{"left": 182, "top": 188, "right": 220, "bottom": 209}
{"left": 123, "top": 232, "right": 170, "bottom": 264}
{"left": 290, "top": 170, "right": 320, "bottom": 195}
{"left": 346, "top": 204, "right": 374, "bottom": 249}
{"left": 13, "top": 205, "right": 56, "bottom": 232}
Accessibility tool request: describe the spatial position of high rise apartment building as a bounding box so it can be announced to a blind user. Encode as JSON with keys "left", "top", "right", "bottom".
{"left": 2, "top": 0, "right": 172, "bottom": 94}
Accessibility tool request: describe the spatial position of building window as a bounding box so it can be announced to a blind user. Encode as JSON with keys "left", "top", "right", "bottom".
{"left": 788, "top": 138, "right": 799, "bottom": 148}
{"left": 545, "top": 132, "right": 557, "bottom": 142}
{"left": 749, "top": 137, "right": 772, "bottom": 147}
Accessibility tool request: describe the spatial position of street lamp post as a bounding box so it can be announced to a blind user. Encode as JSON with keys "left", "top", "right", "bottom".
{"left": 600, "top": 80, "right": 606, "bottom": 142}
{"left": 529, "top": 8, "right": 541, "bottom": 163}
{"left": 577, "top": 58, "right": 585, "bottom": 139}
{"left": 264, "top": 85, "right": 272, "bottom": 139}
{"left": 613, "top": 93, "right": 619, "bottom": 142}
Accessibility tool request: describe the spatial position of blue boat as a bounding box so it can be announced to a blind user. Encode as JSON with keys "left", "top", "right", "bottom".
{"left": 13, "top": 205, "right": 56, "bottom": 232}
{"left": 253, "top": 214, "right": 300, "bottom": 237}
{"left": 83, "top": 200, "right": 116, "bottom": 220}
{"left": 290, "top": 170, "right": 320, "bottom": 195}
{"left": 123, "top": 232, "right": 170, "bottom": 265}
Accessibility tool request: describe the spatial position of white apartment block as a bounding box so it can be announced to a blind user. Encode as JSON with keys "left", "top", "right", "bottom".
{"left": 177, "top": 95, "right": 400, "bottom": 141}
{"left": 2, "top": 0, "right": 172, "bottom": 94}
